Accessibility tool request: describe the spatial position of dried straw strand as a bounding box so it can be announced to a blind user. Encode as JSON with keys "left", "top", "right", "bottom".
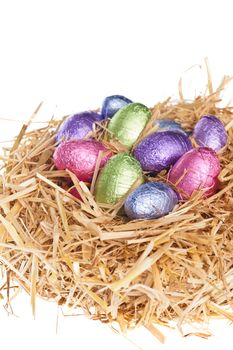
{"left": 0, "top": 72, "right": 233, "bottom": 342}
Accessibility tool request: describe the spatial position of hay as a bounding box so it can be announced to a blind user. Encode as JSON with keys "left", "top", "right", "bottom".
{"left": 1, "top": 69, "right": 233, "bottom": 342}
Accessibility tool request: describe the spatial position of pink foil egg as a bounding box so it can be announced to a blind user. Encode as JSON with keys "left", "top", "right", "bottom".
{"left": 168, "top": 147, "right": 221, "bottom": 199}
{"left": 69, "top": 187, "right": 82, "bottom": 200}
{"left": 53, "top": 140, "right": 112, "bottom": 182}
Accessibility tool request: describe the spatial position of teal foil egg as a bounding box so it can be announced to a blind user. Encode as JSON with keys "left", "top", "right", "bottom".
{"left": 124, "top": 182, "right": 178, "bottom": 220}
{"left": 107, "top": 103, "right": 151, "bottom": 148}
{"left": 95, "top": 153, "right": 144, "bottom": 204}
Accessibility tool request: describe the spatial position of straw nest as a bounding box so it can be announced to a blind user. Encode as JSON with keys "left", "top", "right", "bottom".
{"left": 1, "top": 72, "right": 233, "bottom": 343}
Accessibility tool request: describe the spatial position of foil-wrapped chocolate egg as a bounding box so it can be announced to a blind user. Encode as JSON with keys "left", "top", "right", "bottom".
{"left": 133, "top": 130, "right": 192, "bottom": 173}
{"left": 69, "top": 187, "right": 81, "bottom": 200}
{"left": 193, "top": 115, "right": 227, "bottom": 151}
{"left": 107, "top": 103, "right": 151, "bottom": 148}
{"left": 168, "top": 147, "right": 221, "bottom": 198}
{"left": 154, "top": 119, "right": 188, "bottom": 135}
{"left": 56, "top": 111, "right": 103, "bottom": 144}
{"left": 124, "top": 182, "right": 178, "bottom": 220}
{"left": 53, "top": 140, "right": 112, "bottom": 182}
{"left": 95, "top": 153, "right": 144, "bottom": 204}
{"left": 101, "top": 95, "right": 132, "bottom": 119}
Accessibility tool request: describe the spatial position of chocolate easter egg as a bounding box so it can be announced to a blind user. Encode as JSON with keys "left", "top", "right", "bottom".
{"left": 56, "top": 111, "right": 103, "bottom": 144}
{"left": 107, "top": 103, "right": 151, "bottom": 148}
{"left": 101, "top": 95, "right": 132, "bottom": 119}
{"left": 124, "top": 182, "right": 178, "bottom": 220}
{"left": 69, "top": 187, "right": 82, "bottom": 200}
{"left": 168, "top": 147, "right": 220, "bottom": 198}
{"left": 133, "top": 131, "right": 192, "bottom": 173}
{"left": 53, "top": 140, "right": 112, "bottom": 182}
{"left": 95, "top": 153, "right": 144, "bottom": 204}
{"left": 193, "top": 115, "right": 227, "bottom": 151}
{"left": 155, "top": 119, "right": 188, "bottom": 135}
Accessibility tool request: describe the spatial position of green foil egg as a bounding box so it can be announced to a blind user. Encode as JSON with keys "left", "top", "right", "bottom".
{"left": 107, "top": 103, "right": 151, "bottom": 148}
{"left": 95, "top": 153, "right": 144, "bottom": 204}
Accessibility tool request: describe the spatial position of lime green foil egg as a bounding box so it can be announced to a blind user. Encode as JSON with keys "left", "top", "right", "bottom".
{"left": 107, "top": 103, "right": 151, "bottom": 148}
{"left": 95, "top": 153, "right": 144, "bottom": 204}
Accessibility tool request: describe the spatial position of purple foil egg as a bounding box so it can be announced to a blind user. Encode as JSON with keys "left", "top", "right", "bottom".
{"left": 193, "top": 115, "right": 227, "bottom": 151}
{"left": 56, "top": 111, "right": 103, "bottom": 144}
{"left": 101, "top": 95, "right": 132, "bottom": 119}
{"left": 133, "top": 131, "right": 192, "bottom": 173}
{"left": 53, "top": 139, "right": 112, "bottom": 182}
{"left": 168, "top": 147, "right": 220, "bottom": 199}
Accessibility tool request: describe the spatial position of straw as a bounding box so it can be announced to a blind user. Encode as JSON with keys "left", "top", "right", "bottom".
{"left": 0, "top": 66, "right": 233, "bottom": 343}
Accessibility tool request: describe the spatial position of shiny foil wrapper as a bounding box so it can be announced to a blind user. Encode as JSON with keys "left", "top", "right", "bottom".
{"left": 107, "top": 103, "right": 151, "bottom": 148}
{"left": 56, "top": 111, "right": 103, "bottom": 143}
{"left": 154, "top": 119, "right": 188, "bottom": 135}
{"left": 134, "top": 130, "right": 192, "bottom": 173}
{"left": 53, "top": 139, "right": 112, "bottom": 182}
{"left": 69, "top": 187, "right": 81, "bottom": 200}
{"left": 124, "top": 181, "right": 178, "bottom": 220}
{"left": 101, "top": 95, "right": 132, "bottom": 119}
{"left": 193, "top": 114, "right": 227, "bottom": 151}
{"left": 168, "top": 147, "right": 221, "bottom": 198}
{"left": 95, "top": 153, "right": 144, "bottom": 204}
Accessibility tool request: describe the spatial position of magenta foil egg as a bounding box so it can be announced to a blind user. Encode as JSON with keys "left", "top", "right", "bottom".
{"left": 69, "top": 187, "right": 82, "bottom": 200}
{"left": 168, "top": 147, "right": 221, "bottom": 199}
{"left": 53, "top": 140, "right": 112, "bottom": 182}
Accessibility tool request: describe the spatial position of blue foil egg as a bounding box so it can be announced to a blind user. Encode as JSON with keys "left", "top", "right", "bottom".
{"left": 101, "top": 95, "right": 132, "bottom": 119}
{"left": 155, "top": 119, "right": 188, "bottom": 135}
{"left": 124, "top": 182, "right": 178, "bottom": 220}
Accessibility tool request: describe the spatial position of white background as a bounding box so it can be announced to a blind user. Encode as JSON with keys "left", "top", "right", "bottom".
{"left": 1, "top": 0, "right": 233, "bottom": 349}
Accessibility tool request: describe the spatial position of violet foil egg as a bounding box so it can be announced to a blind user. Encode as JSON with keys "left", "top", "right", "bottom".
{"left": 56, "top": 111, "right": 103, "bottom": 144}
{"left": 193, "top": 115, "right": 227, "bottom": 151}
{"left": 53, "top": 140, "right": 112, "bottom": 182}
{"left": 133, "top": 130, "right": 192, "bottom": 173}
{"left": 101, "top": 95, "right": 132, "bottom": 119}
{"left": 168, "top": 147, "right": 221, "bottom": 199}
{"left": 124, "top": 182, "right": 178, "bottom": 220}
